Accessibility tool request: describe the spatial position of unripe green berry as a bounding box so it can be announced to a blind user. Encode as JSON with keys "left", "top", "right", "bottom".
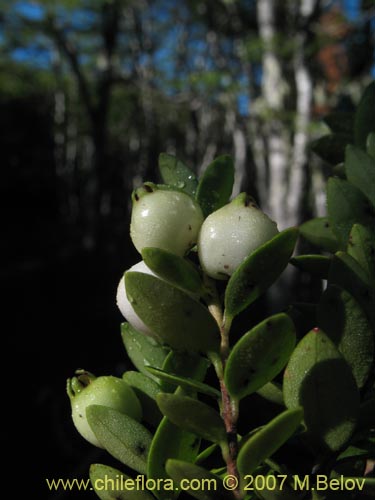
{"left": 130, "top": 185, "right": 203, "bottom": 256}
{"left": 198, "top": 193, "right": 279, "bottom": 279}
{"left": 116, "top": 260, "right": 155, "bottom": 337}
{"left": 67, "top": 370, "right": 142, "bottom": 448}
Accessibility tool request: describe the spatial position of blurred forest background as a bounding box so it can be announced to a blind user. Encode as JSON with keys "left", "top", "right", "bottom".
{"left": 2, "top": 0, "right": 374, "bottom": 498}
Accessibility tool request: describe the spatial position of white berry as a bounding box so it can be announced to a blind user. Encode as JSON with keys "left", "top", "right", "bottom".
{"left": 130, "top": 187, "right": 203, "bottom": 256}
{"left": 198, "top": 194, "right": 279, "bottom": 279}
{"left": 116, "top": 260, "right": 155, "bottom": 336}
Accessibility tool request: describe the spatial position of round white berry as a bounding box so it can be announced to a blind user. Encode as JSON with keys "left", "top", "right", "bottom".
{"left": 130, "top": 187, "right": 203, "bottom": 256}
{"left": 198, "top": 194, "right": 279, "bottom": 279}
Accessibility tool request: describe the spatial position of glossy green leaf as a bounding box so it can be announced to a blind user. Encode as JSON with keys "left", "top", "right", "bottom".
{"left": 310, "top": 133, "right": 351, "bottom": 165}
{"left": 354, "top": 80, "right": 375, "bottom": 149}
{"left": 329, "top": 251, "right": 375, "bottom": 329}
{"left": 290, "top": 255, "right": 331, "bottom": 279}
{"left": 345, "top": 145, "right": 375, "bottom": 208}
{"left": 224, "top": 228, "right": 298, "bottom": 321}
{"left": 89, "top": 464, "right": 154, "bottom": 500}
{"left": 324, "top": 111, "right": 354, "bottom": 135}
{"left": 327, "top": 177, "right": 375, "bottom": 247}
{"left": 125, "top": 273, "right": 220, "bottom": 353}
{"left": 86, "top": 406, "right": 153, "bottom": 474}
{"left": 225, "top": 313, "right": 296, "bottom": 400}
{"left": 256, "top": 382, "right": 284, "bottom": 406}
{"left": 367, "top": 131, "right": 375, "bottom": 159}
{"left": 166, "top": 459, "right": 233, "bottom": 500}
{"left": 146, "top": 367, "right": 220, "bottom": 399}
{"left": 121, "top": 322, "right": 169, "bottom": 382}
{"left": 237, "top": 408, "right": 303, "bottom": 478}
{"left": 348, "top": 223, "right": 375, "bottom": 286}
{"left": 141, "top": 247, "right": 203, "bottom": 295}
{"left": 299, "top": 217, "right": 339, "bottom": 253}
{"left": 196, "top": 155, "right": 234, "bottom": 217}
{"left": 122, "top": 371, "right": 162, "bottom": 428}
{"left": 158, "top": 153, "right": 198, "bottom": 197}
{"left": 283, "top": 329, "right": 360, "bottom": 453}
{"left": 156, "top": 393, "right": 226, "bottom": 444}
{"left": 317, "top": 285, "right": 374, "bottom": 388}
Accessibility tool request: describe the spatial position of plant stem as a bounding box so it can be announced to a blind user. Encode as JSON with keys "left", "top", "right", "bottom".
{"left": 204, "top": 277, "right": 242, "bottom": 499}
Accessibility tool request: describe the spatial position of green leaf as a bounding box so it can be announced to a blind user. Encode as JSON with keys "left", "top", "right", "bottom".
{"left": 283, "top": 329, "right": 360, "bottom": 453}
{"left": 367, "top": 131, "right": 375, "bottom": 159}
{"left": 329, "top": 251, "right": 375, "bottom": 329}
{"left": 147, "top": 412, "right": 200, "bottom": 500}
{"left": 196, "top": 155, "right": 234, "bottom": 217}
{"left": 122, "top": 371, "right": 162, "bottom": 428}
{"left": 166, "top": 459, "right": 233, "bottom": 500}
{"left": 345, "top": 145, "right": 375, "bottom": 208}
{"left": 299, "top": 217, "right": 339, "bottom": 253}
{"left": 146, "top": 354, "right": 208, "bottom": 500}
{"left": 146, "top": 367, "right": 220, "bottom": 399}
{"left": 256, "top": 382, "right": 284, "bottom": 406}
{"left": 317, "top": 285, "right": 374, "bottom": 388}
{"left": 224, "top": 228, "right": 298, "bottom": 321}
{"left": 354, "top": 81, "right": 375, "bottom": 149}
{"left": 290, "top": 255, "right": 331, "bottom": 279}
{"left": 158, "top": 153, "right": 198, "bottom": 197}
{"left": 237, "top": 408, "right": 303, "bottom": 478}
{"left": 327, "top": 177, "right": 375, "bottom": 247}
{"left": 310, "top": 133, "right": 351, "bottom": 164}
{"left": 125, "top": 273, "right": 220, "bottom": 353}
{"left": 89, "top": 464, "right": 154, "bottom": 500}
{"left": 121, "top": 322, "right": 169, "bottom": 382}
{"left": 347, "top": 223, "right": 375, "bottom": 286}
{"left": 225, "top": 313, "right": 296, "bottom": 400}
{"left": 141, "top": 247, "right": 203, "bottom": 295}
{"left": 86, "top": 406, "right": 153, "bottom": 474}
{"left": 324, "top": 111, "right": 354, "bottom": 135}
{"left": 156, "top": 393, "right": 226, "bottom": 444}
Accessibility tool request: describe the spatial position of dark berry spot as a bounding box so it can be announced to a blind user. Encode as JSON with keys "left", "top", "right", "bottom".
{"left": 313, "top": 327, "right": 320, "bottom": 333}
{"left": 188, "top": 224, "right": 192, "bottom": 231}
{"left": 79, "top": 414, "right": 83, "bottom": 418}
{"left": 144, "top": 184, "right": 153, "bottom": 193}
{"left": 224, "top": 264, "right": 229, "bottom": 270}
{"left": 134, "top": 193, "right": 139, "bottom": 201}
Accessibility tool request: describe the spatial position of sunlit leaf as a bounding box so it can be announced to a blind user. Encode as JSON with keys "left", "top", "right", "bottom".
{"left": 159, "top": 153, "right": 198, "bottom": 197}
{"left": 121, "top": 322, "right": 169, "bottom": 381}
{"left": 146, "top": 367, "right": 220, "bottom": 399}
{"left": 141, "top": 247, "right": 203, "bottom": 295}
{"left": 86, "top": 406, "right": 152, "bottom": 474}
{"left": 224, "top": 228, "right": 298, "bottom": 321}
{"left": 225, "top": 313, "right": 296, "bottom": 400}
{"left": 157, "top": 393, "right": 226, "bottom": 444}
{"left": 125, "top": 273, "right": 220, "bottom": 353}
